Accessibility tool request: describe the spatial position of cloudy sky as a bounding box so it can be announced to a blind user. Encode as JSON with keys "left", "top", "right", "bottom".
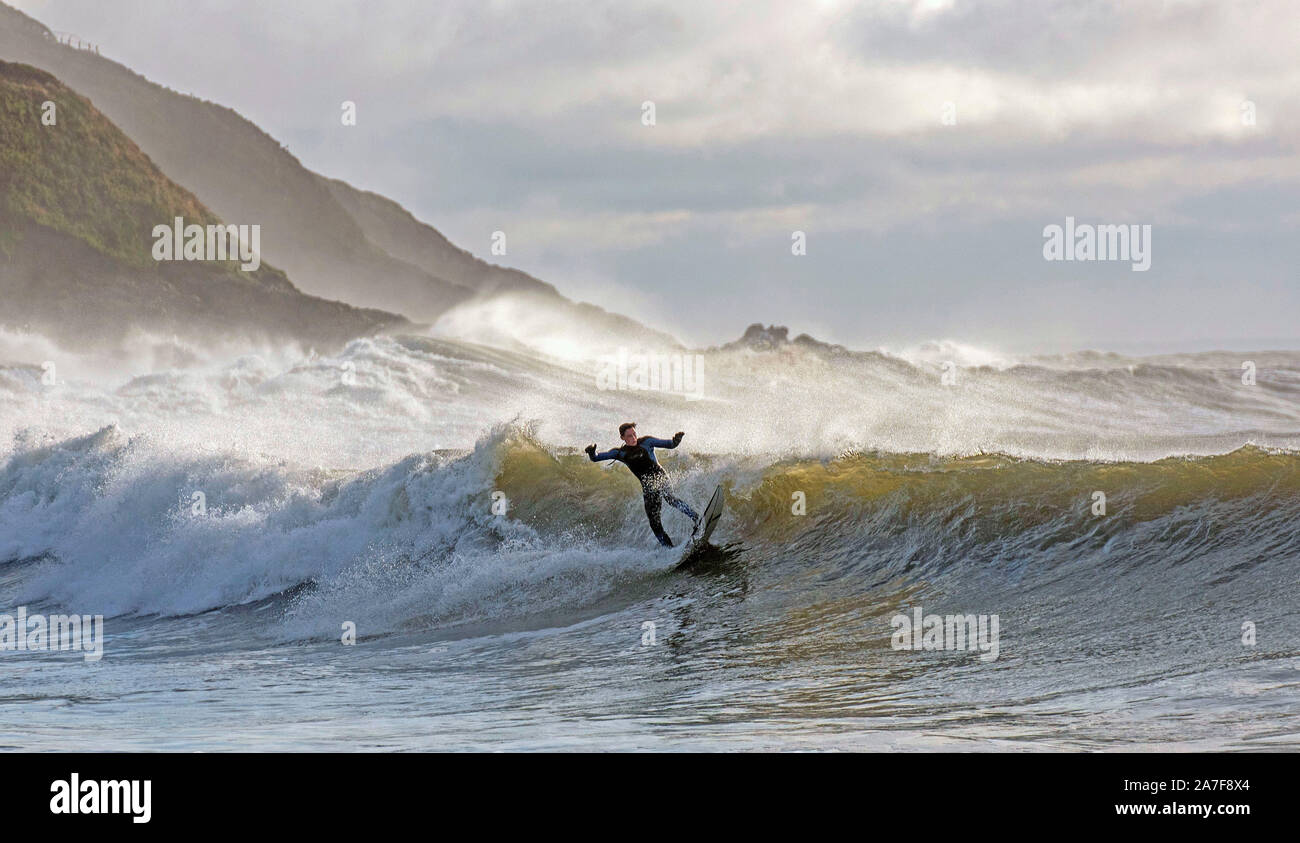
{"left": 13, "top": 0, "right": 1300, "bottom": 352}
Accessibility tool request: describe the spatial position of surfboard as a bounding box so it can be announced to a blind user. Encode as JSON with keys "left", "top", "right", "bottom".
{"left": 676, "top": 484, "right": 723, "bottom": 567}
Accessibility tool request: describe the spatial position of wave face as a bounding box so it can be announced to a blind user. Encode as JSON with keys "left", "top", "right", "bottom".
{"left": 2, "top": 333, "right": 1299, "bottom": 749}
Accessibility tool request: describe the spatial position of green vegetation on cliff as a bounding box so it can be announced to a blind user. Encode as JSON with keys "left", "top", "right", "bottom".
{"left": 0, "top": 59, "right": 221, "bottom": 269}
{"left": 0, "top": 60, "right": 408, "bottom": 350}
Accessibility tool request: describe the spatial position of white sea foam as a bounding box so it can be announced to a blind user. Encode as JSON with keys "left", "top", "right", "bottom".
{"left": 3, "top": 328, "right": 1299, "bottom": 630}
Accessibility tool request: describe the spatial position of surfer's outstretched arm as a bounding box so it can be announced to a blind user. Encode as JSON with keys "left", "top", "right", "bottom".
{"left": 642, "top": 432, "right": 685, "bottom": 449}
{"left": 585, "top": 444, "right": 621, "bottom": 462}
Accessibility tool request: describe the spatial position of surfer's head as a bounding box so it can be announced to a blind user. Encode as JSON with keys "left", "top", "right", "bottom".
{"left": 619, "top": 422, "right": 637, "bottom": 445}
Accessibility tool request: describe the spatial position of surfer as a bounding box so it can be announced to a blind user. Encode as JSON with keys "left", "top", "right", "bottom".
{"left": 585, "top": 423, "right": 699, "bottom": 547}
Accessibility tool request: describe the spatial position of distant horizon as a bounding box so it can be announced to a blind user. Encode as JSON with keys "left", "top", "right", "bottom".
{"left": 710, "top": 325, "right": 1300, "bottom": 358}
{"left": 10, "top": 0, "right": 1298, "bottom": 354}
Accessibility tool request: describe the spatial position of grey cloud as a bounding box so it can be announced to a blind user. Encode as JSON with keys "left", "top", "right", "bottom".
{"left": 837, "top": 0, "right": 1243, "bottom": 78}
{"left": 10, "top": 0, "right": 1299, "bottom": 350}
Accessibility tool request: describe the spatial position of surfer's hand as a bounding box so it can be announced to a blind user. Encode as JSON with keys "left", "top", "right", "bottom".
{"left": 672, "top": 431, "right": 684, "bottom": 444}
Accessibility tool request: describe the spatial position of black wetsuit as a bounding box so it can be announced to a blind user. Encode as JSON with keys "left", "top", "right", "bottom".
{"left": 588, "top": 436, "right": 699, "bottom": 547}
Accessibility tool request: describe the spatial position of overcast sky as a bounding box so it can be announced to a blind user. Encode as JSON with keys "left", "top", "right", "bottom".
{"left": 12, "top": 0, "right": 1300, "bottom": 352}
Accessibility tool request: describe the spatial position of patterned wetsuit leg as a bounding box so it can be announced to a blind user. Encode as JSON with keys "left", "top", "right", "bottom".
{"left": 642, "top": 488, "right": 673, "bottom": 547}
{"left": 661, "top": 489, "right": 699, "bottom": 523}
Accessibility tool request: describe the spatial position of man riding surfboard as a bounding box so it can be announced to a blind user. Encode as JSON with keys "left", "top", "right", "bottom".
{"left": 585, "top": 423, "right": 699, "bottom": 547}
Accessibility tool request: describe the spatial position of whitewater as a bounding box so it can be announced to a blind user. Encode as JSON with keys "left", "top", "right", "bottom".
{"left": 2, "top": 327, "right": 1298, "bottom": 750}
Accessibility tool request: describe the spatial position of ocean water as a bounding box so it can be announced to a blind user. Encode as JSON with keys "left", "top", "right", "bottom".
{"left": 2, "top": 330, "right": 1298, "bottom": 750}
